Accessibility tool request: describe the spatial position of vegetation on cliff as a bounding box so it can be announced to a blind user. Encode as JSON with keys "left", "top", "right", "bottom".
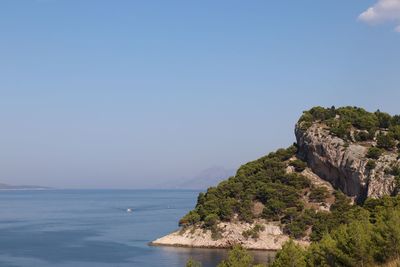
{"left": 181, "top": 106, "right": 400, "bottom": 266}
{"left": 298, "top": 106, "right": 400, "bottom": 151}
{"left": 188, "top": 196, "right": 400, "bottom": 266}
{"left": 179, "top": 145, "right": 327, "bottom": 239}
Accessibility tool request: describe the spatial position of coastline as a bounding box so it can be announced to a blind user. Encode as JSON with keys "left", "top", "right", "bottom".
{"left": 150, "top": 220, "right": 309, "bottom": 251}
{"left": 149, "top": 240, "right": 282, "bottom": 251}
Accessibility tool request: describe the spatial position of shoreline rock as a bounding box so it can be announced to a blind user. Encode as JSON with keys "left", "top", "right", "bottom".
{"left": 150, "top": 221, "right": 308, "bottom": 251}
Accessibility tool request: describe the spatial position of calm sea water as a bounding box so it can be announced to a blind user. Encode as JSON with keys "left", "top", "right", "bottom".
{"left": 0, "top": 190, "right": 274, "bottom": 267}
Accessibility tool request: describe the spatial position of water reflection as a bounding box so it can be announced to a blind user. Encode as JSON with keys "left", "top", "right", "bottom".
{"left": 157, "top": 246, "right": 276, "bottom": 267}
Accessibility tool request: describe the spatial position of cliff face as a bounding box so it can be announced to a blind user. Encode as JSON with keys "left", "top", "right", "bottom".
{"left": 296, "top": 123, "right": 398, "bottom": 201}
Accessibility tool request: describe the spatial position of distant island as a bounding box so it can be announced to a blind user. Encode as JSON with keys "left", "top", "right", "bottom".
{"left": 0, "top": 182, "right": 50, "bottom": 190}
{"left": 152, "top": 106, "right": 400, "bottom": 266}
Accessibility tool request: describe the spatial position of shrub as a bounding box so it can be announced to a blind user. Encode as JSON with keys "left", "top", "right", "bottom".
{"left": 242, "top": 224, "right": 265, "bottom": 240}
{"left": 290, "top": 159, "right": 307, "bottom": 172}
{"left": 377, "top": 133, "right": 396, "bottom": 150}
{"left": 355, "top": 131, "right": 370, "bottom": 141}
{"left": 389, "top": 165, "right": 400, "bottom": 176}
{"left": 186, "top": 258, "right": 202, "bottom": 267}
{"left": 217, "top": 245, "right": 254, "bottom": 267}
{"left": 366, "top": 147, "right": 384, "bottom": 159}
{"left": 204, "top": 213, "right": 219, "bottom": 228}
{"left": 330, "top": 121, "right": 351, "bottom": 139}
{"left": 389, "top": 125, "right": 400, "bottom": 141}
{"left": 271, "top": 239, "right": 306, "bottom": 267}
{"left": 366, "top": 160, "right": 377, "bottom": 171}
{"left": 392, "top": 115, "right": 400, "bottom": 126}
{"left": 309, "top": 186, "right": 329, "bottom": 203}
{"left": 179, "top": 211, "right": 201, "bottom": 226}
{"left": 376, "top": 111, "right": 392, "bottom": 128}
{"left": 284, "top": 219, "right": 308, "bottom": 239}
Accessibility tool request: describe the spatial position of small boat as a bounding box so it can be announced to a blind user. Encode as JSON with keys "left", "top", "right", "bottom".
{"left": 126, "top": 208, "right": 133, "bottom": 213}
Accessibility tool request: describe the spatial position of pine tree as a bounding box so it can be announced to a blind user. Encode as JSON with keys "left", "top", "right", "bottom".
{"left": 271, "top": 239, "right": 306, "bottom": 267}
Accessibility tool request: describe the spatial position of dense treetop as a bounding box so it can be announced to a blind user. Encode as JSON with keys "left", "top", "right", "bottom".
{"left": 298, "top": 106, "right": 400, "bottom": 149}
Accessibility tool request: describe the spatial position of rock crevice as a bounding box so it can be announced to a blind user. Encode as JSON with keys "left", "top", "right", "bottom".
{"left": 296, "top": 123, "right": 398, "bottom": 201}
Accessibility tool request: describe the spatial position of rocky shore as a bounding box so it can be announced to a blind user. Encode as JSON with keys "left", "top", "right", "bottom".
{"left": 150, "top": 220, "right": 308, "bottom": 250}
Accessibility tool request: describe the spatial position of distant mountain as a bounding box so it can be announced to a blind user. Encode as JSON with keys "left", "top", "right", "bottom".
{"left": 0, "top": 182, "right": 50, "bottom": 190}
{"left": 178, "top": 166, "right": 236, "bottom": 190}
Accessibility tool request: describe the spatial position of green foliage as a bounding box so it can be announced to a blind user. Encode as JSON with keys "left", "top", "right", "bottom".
{"left": 298, "top": 106, "right": 336, "bottom": 130}
{"left": 309, "top": 191, "right": 356, "bottom": 242}
{"left": 354, "top": 131, "right": 370, "bottom": 142}
{"left": 337, "top": 107, "right": 379, "bottom": 131}
{"left": 309, "top": 186, "right": 329, "bottom": 203}
{"left": 376, "top": 111, "right": 392, "bottom": 129}
{"left": 180, "top": 146, "right": 312, "bottom": 236}
{"left": 290, "top": 159, "right": 307, "bottom": 172}
{"left": 204, "top": 213, "right": 219, "bottom": 228}
{"left": 298, "top": 106, "right": 400, "bottom": 143}
{"left": 207, "top": 196, "right": 400, "bottom": 267}
{"left": 366, "top": 147, "right": 384, "bottom": 159}
{"left": 186, "top": 258, "right": 202, "bottom": 267}
{"left": 271, "top": 239, "right": 306, "bottom": 267}
{"left": 210, "top": 225, "right": 223, "bottom": 240}
{"left": 330, "top": 121, "right": 351, "bottom": 139}
{"left": 389, "top": 125, "right": 400, "bottom": 141}
{"left": 366, "top": 160, "right": 377, "bottom": 171}
{"left": 377, "top": 132, "right": 396, "bottom": 150}
{"left": 217, "top": 245, "right": 254, "bottom": 267}
{"left": 372, "top": 207, "right": 400, "bottom": 262}
{"left": 393, "top": 166, "right": 400, "bottom": 176}
{"left": 179, "top": 210, "right": 201, "bottom": 227}
{"left": 242, "top": 224, "right": 265, "bottom": 239}
{"left": 283, "top": 218, "right": 309, "bottom": 239}
{"left": 392, "top": 115, "right": 400, "bottom": 126}
{"left": 280, "top": 196, "right": 400, "bottom": 267}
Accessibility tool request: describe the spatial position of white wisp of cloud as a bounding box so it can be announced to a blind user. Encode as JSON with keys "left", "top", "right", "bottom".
{"left": 359, "top": 0, "right": 400, "bottom": 32}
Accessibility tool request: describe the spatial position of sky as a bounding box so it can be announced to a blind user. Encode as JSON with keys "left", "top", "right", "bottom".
{"left": 0, "top": 0, "right": 399, "bottom": 189}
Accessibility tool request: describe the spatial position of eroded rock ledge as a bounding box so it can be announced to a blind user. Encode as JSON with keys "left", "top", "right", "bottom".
{"left": 296, "top": 123, "right": 398, "bottom": 201}
{"left": 150, "top": 220, "right": 307, "bottom": 250}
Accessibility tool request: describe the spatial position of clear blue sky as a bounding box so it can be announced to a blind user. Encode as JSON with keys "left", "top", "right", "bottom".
{"left": 1, "top": 0, "right": 399, "bottom": 188}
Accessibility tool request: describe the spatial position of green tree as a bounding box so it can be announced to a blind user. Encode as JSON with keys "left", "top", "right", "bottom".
{"left": 217, "top": 245, "right": 254, "bottom": 267}
{"left": 204, "top": 213, "right": 219, "bottom": 228}
{"left": 366, "top": 160, "right": 376, "bottom": 171}
{"left": 290, "top": 159, "right": 307, "bottom": 172}
{"left": 373, "top": 208, "right": 400, "bottom": 262}
{"left": 389, "top": 125, "right": 400, "bottom": 141}
{"left": 271, "top": 239, "right": 306, "bottom": 267}
{"left": 366, "top": 147, "right": 384, "bottom": 159}
{"left": 375, "top": 111, "right": 392, "bottom": 128}
{"left": 179, "top": 210, "right": 201, "bottom": 226}
{"left": 186, "top": 258, "right": 202, "bottom": 267}
{"left": 309, "top": 186, "right": 329, "bottom": 203}
{"left": 308, "top": 220, "right": 374, "bottom": 267}
{"left": 377, "top": 133, "right": 396, "bottom": 150}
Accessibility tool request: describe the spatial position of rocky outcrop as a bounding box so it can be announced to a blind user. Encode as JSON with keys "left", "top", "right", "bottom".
{"left": 296, "top": 123, "right": 398, "bottom": 201}
{"left": 150, "top": 220, "right": 307, "bottom": 250}
{"left": 153, "top": 119, "right": 400, "bottom": 251}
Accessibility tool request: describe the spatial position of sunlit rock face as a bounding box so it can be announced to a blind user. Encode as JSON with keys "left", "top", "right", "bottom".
{"left": 296, "top": 123, "right": 398, "bottom": 202}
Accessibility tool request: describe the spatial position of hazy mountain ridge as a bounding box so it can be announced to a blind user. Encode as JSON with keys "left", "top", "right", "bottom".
{"left": 178, "top": 166, "right": 236, "bottom": 190}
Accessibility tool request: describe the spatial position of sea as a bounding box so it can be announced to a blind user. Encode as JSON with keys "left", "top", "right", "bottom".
{"left": 0, "top": 190, "right": 275, "bottom": 267}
